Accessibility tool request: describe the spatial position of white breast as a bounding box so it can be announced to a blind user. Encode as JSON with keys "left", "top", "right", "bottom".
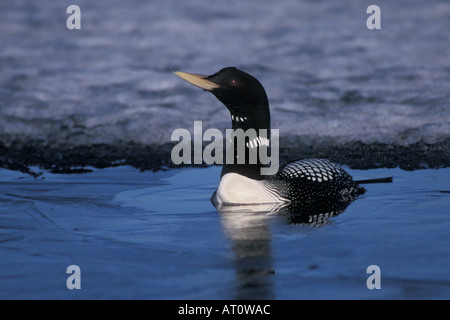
{"left": 211, "top": 173, "right": 286, "bottom": 205}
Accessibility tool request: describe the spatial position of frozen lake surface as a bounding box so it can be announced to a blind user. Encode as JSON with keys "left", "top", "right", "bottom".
{"left": 0, "top": 0, "right": 449, "bottom": 172}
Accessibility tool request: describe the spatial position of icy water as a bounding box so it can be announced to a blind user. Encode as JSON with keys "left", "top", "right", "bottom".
{"left": 0, "top": 166, "right": 449, "bottom": 299}
{"left": 0, "top": 0, "right": 449, "bottom": 300}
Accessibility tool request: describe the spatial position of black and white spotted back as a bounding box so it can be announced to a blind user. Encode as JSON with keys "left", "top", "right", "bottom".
{"left": 279, "top": 159, "right": 346, "bottom": 182}
{"left": 266, "top": 158, "right": 365, "bottom": 202}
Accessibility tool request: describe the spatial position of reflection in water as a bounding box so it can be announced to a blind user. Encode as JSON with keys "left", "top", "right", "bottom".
{"left": 276, "top": 199, "right": 353, "bottom": 227}
{"left": 215, "top": 198, "right": 355, "bottom": 299}
{"left": 218, "top": 204, "right": 277, "bottom": 300}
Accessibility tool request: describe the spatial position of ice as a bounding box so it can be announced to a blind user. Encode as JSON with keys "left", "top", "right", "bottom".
{"left": 0, "top": 0, "right": 448, "bottom": 170}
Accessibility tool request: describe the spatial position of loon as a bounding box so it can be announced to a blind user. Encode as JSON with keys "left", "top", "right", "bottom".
{"left": 174, "top": 67, "right": 366, "bottom": 205}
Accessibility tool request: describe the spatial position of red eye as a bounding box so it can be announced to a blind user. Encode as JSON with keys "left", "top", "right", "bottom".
{"left": 231, "top": 79, "right": 238, "bottom": 86}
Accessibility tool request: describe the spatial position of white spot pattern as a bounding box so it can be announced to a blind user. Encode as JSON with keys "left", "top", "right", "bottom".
{"left": 245, "top": 136, "right": 270, "bottom": 148}
{"left": 231, "top": 114, "right": 248, "bottom": 122}
{"left": 279, "top": 158, "right": 342, "bottom": 181}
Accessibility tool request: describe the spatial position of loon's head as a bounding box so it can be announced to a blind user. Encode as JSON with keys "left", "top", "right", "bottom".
{"left": 174, "top": 67, "right": 270, "bottom": 131}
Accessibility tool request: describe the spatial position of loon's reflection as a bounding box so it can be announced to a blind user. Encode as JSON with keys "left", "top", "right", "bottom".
{"left": 215, "top": 198, "right": 355, "bottom": 299}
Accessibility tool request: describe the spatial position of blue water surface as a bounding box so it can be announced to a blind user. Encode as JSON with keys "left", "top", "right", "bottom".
{"left": 0, "top": 166, "right": 448, "bottom": 299}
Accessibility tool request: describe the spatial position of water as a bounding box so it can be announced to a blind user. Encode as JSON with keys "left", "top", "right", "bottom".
{"left": 0, "top": 166, "right": 449, "bottom": 299}
{"left": 0, "top": 0, "right": 449, "bottom": 300}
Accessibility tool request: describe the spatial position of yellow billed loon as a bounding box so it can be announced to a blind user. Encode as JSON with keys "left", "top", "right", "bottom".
{"left": 174, "top": 67, "right": 367, "bottom": 205}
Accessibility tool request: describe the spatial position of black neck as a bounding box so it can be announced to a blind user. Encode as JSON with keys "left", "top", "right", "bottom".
{"left": 221, "top": 111, "right": 271, "bottom": 180}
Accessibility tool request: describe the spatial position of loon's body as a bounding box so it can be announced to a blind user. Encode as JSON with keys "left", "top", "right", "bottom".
{"left": 175, "top": 67, "right": 365, "bottom": 205}
{"left": 211, "top": 158, "right": 364, "bottom": 205}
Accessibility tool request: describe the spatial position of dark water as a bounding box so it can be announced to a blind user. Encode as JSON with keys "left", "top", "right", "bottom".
{"left": 0, "top": 0, "right": 449, "bottom": 300}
